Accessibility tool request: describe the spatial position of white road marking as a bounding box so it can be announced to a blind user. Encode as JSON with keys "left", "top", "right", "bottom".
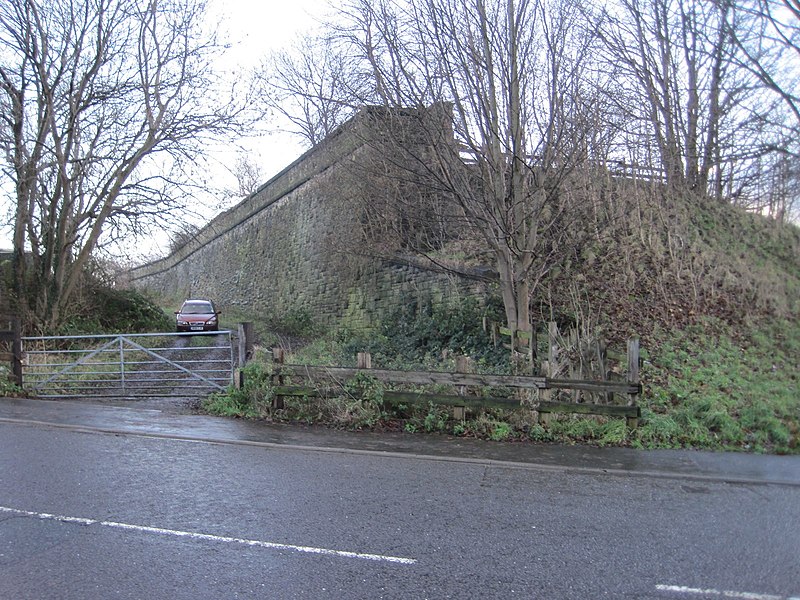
{"left": 656, "top": 584, "right": 800, "bottom": 600}
{"left": 0, "top": 506, "right": 416, "bottom": 565}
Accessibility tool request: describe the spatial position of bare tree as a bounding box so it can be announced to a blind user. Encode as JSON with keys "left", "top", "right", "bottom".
{"left": 0, "top": 0, "right": 249, "bottom": 329}
{"left": 728, "top": 0, "right": 800, "bottom": 126}
{"left": 206, "top": 152, "right": 266, "bottom": 212}
{"left": 230, "top": 153, "right": 264, "bottom": 198}
{"left": 592, "top": 0, "right": 742, "bottom": 195}
{"left": 721, "top": 0, "right": 800, "bottom": 219}
{"left": 270, "top": 0, "right": 606, "bottom": 340}
{"left": 592, "top": 0, "right": 800, "bottom": 207}
{"left": 259, "top": 36, "right": 365, "bottom": 145}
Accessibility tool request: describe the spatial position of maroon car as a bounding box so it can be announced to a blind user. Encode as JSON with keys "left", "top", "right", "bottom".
{"left": 175, "top": 299, "right": 221, "bottom": 332}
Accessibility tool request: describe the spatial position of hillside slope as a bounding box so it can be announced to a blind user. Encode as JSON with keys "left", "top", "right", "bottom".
{"left": 355, "top": 180, "right": 800, "bottom": 452}
{"left": 532, "top": 183, "right": 799, "bottom": 336}
{"left": 539, "top": 187, "right": 799, "bottom": 452}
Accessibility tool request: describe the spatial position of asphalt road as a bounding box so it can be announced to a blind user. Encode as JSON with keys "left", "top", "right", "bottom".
{"left": 1, "top": 418, "right": 798, "bottom": 599}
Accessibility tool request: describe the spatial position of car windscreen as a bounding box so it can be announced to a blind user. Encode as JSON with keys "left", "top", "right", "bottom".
{"left": 181, "top": 303, "right": 214, "bottom": 314}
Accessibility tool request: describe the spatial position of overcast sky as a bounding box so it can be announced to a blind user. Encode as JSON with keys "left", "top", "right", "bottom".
{"left": 174, "top": 0, "right": 332, "bottom": 249}
{"left": 202, "top": 0, "right": 328, "bottom": 181}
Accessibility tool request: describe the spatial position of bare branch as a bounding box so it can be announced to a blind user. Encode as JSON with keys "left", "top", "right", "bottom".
{"left": 0, "top": 0, "right": 252, "bottom": 328}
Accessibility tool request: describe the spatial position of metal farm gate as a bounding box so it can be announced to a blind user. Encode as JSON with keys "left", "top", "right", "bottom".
{"left": 21, "top": 331, "right": 234, "bottom": 399}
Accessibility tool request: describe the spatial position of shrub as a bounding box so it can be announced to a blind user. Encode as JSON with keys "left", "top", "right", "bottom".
{"left": 59, "top": 287, "right": 172, "bottom": 334}
{"left": 0, "top": 372, "right": 24, "bottom": 398}
{"left": 203, "top": 362, "right": 273, "bottom": 418}
{"left": 334, "top": 294, "right": 508, "bottom": 370}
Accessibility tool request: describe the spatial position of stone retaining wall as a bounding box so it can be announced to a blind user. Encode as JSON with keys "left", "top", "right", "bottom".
{"left": 129, "top": 110, "right": 490, "bottom": 331}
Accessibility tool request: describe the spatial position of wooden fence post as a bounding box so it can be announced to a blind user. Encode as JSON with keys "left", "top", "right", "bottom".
{"left": 536, "top": 322, "right": 560, "bottom": 424}
{"left": 238, "top": 322, "right": 254, "bottom": 367}
{"left": 454, "top": 355, "right": 469, "bottom": 420}
{"left": 11, "top": 318, "right": 22, "bottom": 388}
{"left": 357, "top": 352, "right": 372, "bottom": 370}
{"left": 626, "top": 338, "right": 640, "bottom": 427}
{"left": 597, "top": 340, "right": 612, "bottom": 404}
{"left": 542, "top": 321, "right": 559, "bottom": 399}
{"left": 272, "top": 347, "right": 285, "bottom": 409}
{"left": 236, "top": 322, "right": 254, "bottom": 388}
{"left": 356, "top": 352, "right": 376, "bottom": 409}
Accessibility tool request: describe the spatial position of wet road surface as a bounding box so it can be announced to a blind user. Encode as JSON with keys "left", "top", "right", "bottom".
{"left": 0, "top": 397, "right": 798, "bottom": 599}
{"left": 1, "top": 397, "right": 798, "bottom": 487}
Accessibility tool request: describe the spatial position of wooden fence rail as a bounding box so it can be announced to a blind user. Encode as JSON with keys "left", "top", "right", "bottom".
{"left": 272, "top": 364, "right": 641, "bottom": 395}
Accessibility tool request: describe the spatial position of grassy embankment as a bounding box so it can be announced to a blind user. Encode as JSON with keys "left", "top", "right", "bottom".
{"left": 202, "top": 303, "right": 798, "bottom": 454}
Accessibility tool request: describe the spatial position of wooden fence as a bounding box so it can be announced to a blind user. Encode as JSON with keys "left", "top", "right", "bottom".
{"left": 266, "top": 343, "right": 642, "bottom": 427}
{"left": 488, "top": 322, "right": 640, "bottom": 393}
{"left": 459, "top": 151, "right": 667, "bottom": 185}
